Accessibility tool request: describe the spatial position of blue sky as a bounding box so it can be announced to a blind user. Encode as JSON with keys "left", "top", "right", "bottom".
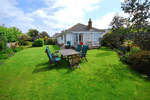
{"left": 1, "top": 0, "right": 130, "bottom": 36}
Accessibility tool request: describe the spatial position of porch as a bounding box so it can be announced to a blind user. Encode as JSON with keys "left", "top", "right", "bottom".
{"left": 73, "top": 33, "right": 101, "bottom": 49}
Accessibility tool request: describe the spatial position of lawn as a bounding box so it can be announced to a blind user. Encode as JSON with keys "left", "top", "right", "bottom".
{"left": 0, "top": 45, "right": 150, "bottom": 100}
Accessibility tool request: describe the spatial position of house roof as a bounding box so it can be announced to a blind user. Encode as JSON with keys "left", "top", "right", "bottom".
{"left": 66, "top": 23, "right": 105, "bottom": 32}
{"left": 53, "top": 33, "right": 61, "bottom": 38}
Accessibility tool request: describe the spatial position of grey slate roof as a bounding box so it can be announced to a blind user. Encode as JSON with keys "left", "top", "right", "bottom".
{"left": 66, "top": 23, "right": 105, "bottom": 32}
{"left": 53, "top": 33, "right": 61, "bottom": 38}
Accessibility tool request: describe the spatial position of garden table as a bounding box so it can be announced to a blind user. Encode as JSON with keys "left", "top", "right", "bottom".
{"left": 58, "top": 49, "right": 81, "bottom": 70}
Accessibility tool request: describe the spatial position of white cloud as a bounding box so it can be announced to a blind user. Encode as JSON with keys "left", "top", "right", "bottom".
{"left": 92, "top": 12, "right": 116, "bottom": 29}
{"left": 8, "top": 0, "right": 19, "bottom": 5}
{"left": 1, "top": 0, "right": 130, "bottom": 37}
{"left": 92, "top": 11, "right": 130, "bottom": 29}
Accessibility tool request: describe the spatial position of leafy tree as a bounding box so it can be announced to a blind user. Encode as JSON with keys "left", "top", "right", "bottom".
{"left": 38, "top": 31, "right": 50, "bottom": 38}
{"left": 17, "top": 34, "right": 32, "bottom": 41}
{"left": 27, "top": 29, "right": 39, "bottom": 37}
{"left": 0, "top": 26, "right": 23, "bottom": 43}
{"left": 121, "top": 0, "right": 150, "bottom": 32}
{"left": 109, "top": 13, "right": 126, "bottom": 29}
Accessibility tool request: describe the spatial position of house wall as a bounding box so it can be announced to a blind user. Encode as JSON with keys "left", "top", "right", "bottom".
{"left": 72, "top": 31, "right": 103, "bottom": 46}
{"left": 92, "top": 33, "right": 102, "bottom": 46}
{"left": 66, "top": 33, "right": 73, "bottom": 46}
{"left": 57, "top": 35, "right": 64, "bottom": 44}
{"left": 57, "top": 31, "right": 103, "bottom": 46}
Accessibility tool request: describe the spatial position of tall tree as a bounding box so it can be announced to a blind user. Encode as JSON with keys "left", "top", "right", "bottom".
{"left": 121, "top": 0, "right": 150, "bottom": 32}
{"left": 38, "top": 31, "right": 50, "bottom": 38}
{"left": 109, "top": 13, "right": 126, "bottom": 29}
{"left": 27, "top": 29, "right": 39, "bottom": 37}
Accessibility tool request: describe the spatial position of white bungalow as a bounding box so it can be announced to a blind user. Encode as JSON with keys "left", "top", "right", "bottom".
{"left": 56, "top": 18, "right": 105, "bottom": 49}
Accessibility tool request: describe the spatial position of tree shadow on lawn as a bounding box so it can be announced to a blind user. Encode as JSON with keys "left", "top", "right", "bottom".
{"left": 51, "top": 45, "right": 61, "bottom": 50}
{"left": 95, "top": 62, "right": 149, "bottom": 82}
{"left": 99, "top": 46, "right": 111, "bottom": 51}
{"left": 95, "top": 52, "right": 112, "bottom": 57}
{"left": 32, "top": 58, "right": 74, "bottom": 74}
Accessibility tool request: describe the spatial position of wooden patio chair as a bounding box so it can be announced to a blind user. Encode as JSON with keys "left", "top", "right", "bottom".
{"left": 45, "top": 46, "right": 61, "bottom": 69}
{"left": 46, "top": 46, "right": 59, "bottom": 58}
{"left": 69, "top": 54, "right": 81, "bottom": 71}
{"left": 76, "top": 44, "right": 82, "bottom": 52}
{"left": 80, "top": 45, "right": 88, "bottom": 62}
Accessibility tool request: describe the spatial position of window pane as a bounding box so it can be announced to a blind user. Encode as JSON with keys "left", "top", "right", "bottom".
{"left": 79, "top": 34, "right": 81, "bottom": 41}
{"left": 76, "top": 33, "right": 78, "bottom": 41}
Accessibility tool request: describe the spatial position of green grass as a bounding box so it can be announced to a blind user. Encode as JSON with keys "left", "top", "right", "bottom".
{"left": 0, "top": 45, "right": 150, "bottom": 100}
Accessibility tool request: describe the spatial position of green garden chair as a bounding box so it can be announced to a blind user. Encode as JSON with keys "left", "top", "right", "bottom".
{"left": 76, "top": 44, "right": 82, "bottom": 52}
{"left": 45, "top": 46, "right": 61, "bottom": 69}
{"left": 80, "top": 45, "right": 88, "bottom": 62}
{"left": 67, "top": 41, "right": 71, "bottom": 47}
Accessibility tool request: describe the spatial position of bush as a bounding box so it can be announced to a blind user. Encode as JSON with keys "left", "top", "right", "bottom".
{"left": 113, "top": 48, "right": 118, "bottom": 51}
{"left": 101, "top": 32, "right": 111, "bottom": 46}
{"left": 18, "top": 46, "right": 25, "bottom": 50}
{"left": 19, "top": 40, "right": 27, "bottom": 46}
{"left": 130, "top": 46, "right": 141, "bottom": 55}
{"left": 117, "top": 50, "right": 124, "bottom": 55}
{"left": 60, "top": 43, "right": 64, "bottom": 46}
{"left": 127, "top": 50, "right": 150, "bottom": 76}
{"left": 0, "top": 41, "right": 6, "bottom": 51}
{"left": 101, "top": 30, "right": 122, "bottom": 49}
{"left": 32, "top": 39, "right": 44, "bottom": 47}
{"left": 0, "top": 48, "right": 14, "bottom": 59}
{"left": 47, "top": 38, "right": 55, "bottom": 45}
{"left": 0, "top": 48, "right": 12, "bottom": 54}
{"left": 0, "top": 26, "right": 23, "bottom": 43}
{"left": 120, "top": 39, "right": 134, "bottom": 52}
{"left": 12, "top": 46, "right": 24, "bottom": 52}
{"left": 12, "top": 48, "right": 21, "bottom": 52}
{"left": 120, "top": 52, "right": 132, "bottom": 63}
{"left": 0, "top": 54, "right": 9, "bottom": 59}
{"left": 25, "top": 41, "right": 32, "bottom": 46}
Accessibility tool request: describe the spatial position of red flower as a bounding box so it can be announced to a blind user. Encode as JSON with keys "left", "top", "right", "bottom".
{"left": 80, "top": 42, "right": 83, "bottom": 45}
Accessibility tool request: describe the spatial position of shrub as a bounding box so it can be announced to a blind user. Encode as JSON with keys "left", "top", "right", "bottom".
{"left": 47, "top": 38, "right": 55, "bottom": 45}
{"left": 117, "top": 50, "right": 124, "bottom": 55}
{"left": 0, "top": 26, "right": 23, "bottom": 43}
{"left": 18, "top": 46, "right": 25, "bottom": 50}
{"left": 120, "top": 39, "right": 134, "bottom": 52}
{"left": 0, "top": 41, "right": 6, "bottom": 51}
{"left": 32, "top": 39, "right": 44, "bottom": 47}
{"left": 113, "top": 48, "right": 118, "bottom": 51}
{"left": 120, "top": 52, "right": 132, "bottom": 63}
{"left": 17, "top": 34, "right": 32, "bottom": 41}
{"left": 0, "top": 48, "right": 14, "bottom": 59}
{"left": 0, "top": 48, "right": 12, "bottom": 54}
{"left": 18, "top": 40, "right": 27, "bottom": 45}
{"left": 25, "top": 41, "right": 32, "bottom": 46}
{"left": 12, "top": 48, "right": 21, "bottom": 52}
{"left": 101, "top": 30, "right": 122, "bottom": 49}
{"left": 130, "top": 46, "right": 141, "bottom": 55}
{"left": 127, "top": 50, "right": 150, "bottom": 76}
{"left": 12, "top": 46, "right": 24, "bottom": 52}
{"left": 60, "top": 43, "right": 64, "bottom": 46}
{"left": 0, "top": 54, "right": 9, "bottom": 59}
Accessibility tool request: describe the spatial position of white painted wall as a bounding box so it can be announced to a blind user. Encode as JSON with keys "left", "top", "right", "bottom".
{"left": 92, "top": 33, "right": 102, "bottom": 46}
{"left": 57, "top": 31, "right": 104, "bottom": 46}
{"left": 57, "top": 36, "right": 64, "bottom": 44}
{"left": 66, "top": 33, "right": 73, "bottom": 46}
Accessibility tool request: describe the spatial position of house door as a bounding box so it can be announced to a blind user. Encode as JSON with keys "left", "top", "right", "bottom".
{"left": 83, "top": 34, "right": 90, "bottom": 45}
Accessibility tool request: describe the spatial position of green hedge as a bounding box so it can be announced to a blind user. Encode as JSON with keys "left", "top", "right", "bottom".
{"left": 127, "top": 50, "right": 150, "bottom": 76}
{"left": 32, "top": 39, "right": 44, "bottom": 47}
